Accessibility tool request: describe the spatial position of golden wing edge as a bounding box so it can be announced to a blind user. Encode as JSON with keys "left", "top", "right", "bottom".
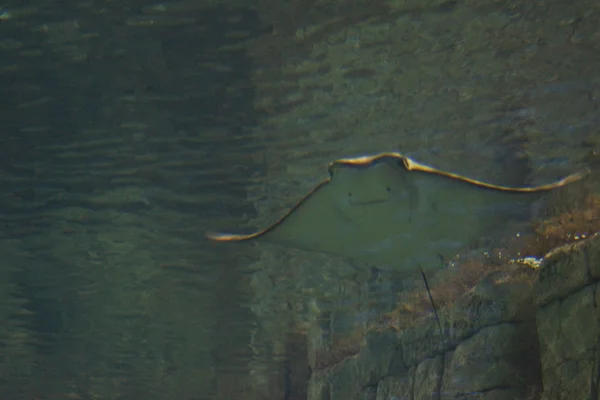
{"left": 333, "top": 152, "right": 590, "bottom": 192}
{"left": 206, "top": 231, "right": 261, "bottom": 242}
{"left": 206, "top": 179, "right": 332, "bottom": 243}
{"left": 207, "top": 152, "right": 591, "bottom": 243}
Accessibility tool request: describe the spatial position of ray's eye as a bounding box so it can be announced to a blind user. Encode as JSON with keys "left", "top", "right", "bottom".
{"left": 386, "top": 186, "right": 391, "bottom": 192}
{"left": 348, "top": 192, "right": 352, "bottom": 197}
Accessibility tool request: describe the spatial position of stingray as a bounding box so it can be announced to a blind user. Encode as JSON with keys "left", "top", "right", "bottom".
{"left": 207, "top": 152, "right": 588, "bottom": 272}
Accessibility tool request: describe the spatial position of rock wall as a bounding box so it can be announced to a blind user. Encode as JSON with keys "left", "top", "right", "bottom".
{"left": 307, "top": 235, "right": 600, "bottom": 400}
{"left": 243, "top": 1, "right": 600, "bottom": 395}
{"left": 534, "top": 238, "right": 600, "bottom": 399}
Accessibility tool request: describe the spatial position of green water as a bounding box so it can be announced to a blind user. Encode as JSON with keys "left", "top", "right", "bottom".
{"left": 0, "top": 3, "right": 262, "bottom": 399}
{"left": 0, "top": 1, "right": 598, "bottom": 399}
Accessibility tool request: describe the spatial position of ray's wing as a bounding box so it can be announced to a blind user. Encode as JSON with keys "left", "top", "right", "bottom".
{"left": 349, "top": 155, "right": 589, "bottom": 269}
{"left": 207, "top": 159, "right": 416, "bottom": 263}
{"left": 208, "top": 152, "right": 589, "bottom": 272}
{"left": 206, "top": 178, "right": 361, "bottom": 250}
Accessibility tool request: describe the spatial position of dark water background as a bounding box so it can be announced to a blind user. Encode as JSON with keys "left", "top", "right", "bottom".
{"left": 0, "top": 1, "right": 598, "bottom": 399}
{"left": 0, "top": 2, "right": 263, "bottom": 399}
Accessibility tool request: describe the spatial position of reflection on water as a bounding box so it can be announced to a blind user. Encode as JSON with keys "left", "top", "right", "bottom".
{"left": 0, "top": 0, "right": 598, "bottom": 399}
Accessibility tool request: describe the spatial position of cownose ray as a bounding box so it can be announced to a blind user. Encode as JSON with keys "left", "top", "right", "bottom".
{"left": 207, "top": 152, "right": 588, "bottom": 272}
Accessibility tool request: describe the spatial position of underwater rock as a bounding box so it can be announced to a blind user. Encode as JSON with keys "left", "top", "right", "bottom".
{"left": 307, "top": 265, "right": 542, "bottom": 400}
{"left": 534, "top": 236, "right": 600, "bottom": 400}
{"left": 306, "top": 236, "right": 600, "bottom": 399}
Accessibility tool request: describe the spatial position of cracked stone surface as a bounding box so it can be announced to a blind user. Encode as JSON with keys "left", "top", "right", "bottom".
{"left": 306, "top": 236, "right": 600, "bottom": 400}
{"left": 307, "top": 266, "right": 542, "bottom": 400}
{"left": 534, "top": 236, "right": 600, "bottom": 399}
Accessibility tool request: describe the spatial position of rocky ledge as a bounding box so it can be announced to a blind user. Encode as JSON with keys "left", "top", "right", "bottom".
{"left": 307, "top": 235, "right": 600, "bottom": 400}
